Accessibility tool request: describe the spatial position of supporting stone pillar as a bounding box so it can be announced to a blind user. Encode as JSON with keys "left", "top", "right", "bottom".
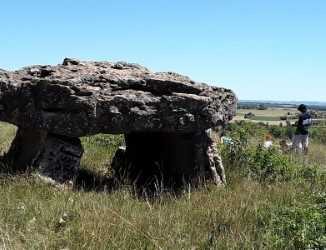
{"left": 35, "top": 134, "right": 83, "bottom": 184}
{"left": 111, "top": 130, "right": 226, "bottom": 189}
{"left": 5, "top": 128, "right": 83, "bottom": 184}
{"left": 205, "top": 134, "right": 226, "bottom": 185}
{"left": 5, "top": 128, "right": 48, "bottom": 171}
{"left": 193, "top": 130, "right": 226, "bottom": 186}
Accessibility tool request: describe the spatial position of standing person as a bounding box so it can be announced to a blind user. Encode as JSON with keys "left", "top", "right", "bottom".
{"left": 292, "top": 104, "right": 312, "bottom": 154}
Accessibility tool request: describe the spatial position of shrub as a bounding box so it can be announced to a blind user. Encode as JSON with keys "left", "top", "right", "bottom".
{"left": 248, "top": 146, "right": 296, "bottom": 182}
{"left": 267, "top": 124, "right": 296, "bottom": 139}
{"left": 221, "top": 123, "right": 251, "bottom": 170}
{"left": 226, "top": 121, "right": 269, "bottom": 139}
{"left": 258, "top": 192, "right": 326, "bottom": 249}
{"left": 269, "top": 126, "right": 283, "bottom": 138}
{"left": 222, "top": 122, "right": 321, "bottom": 183}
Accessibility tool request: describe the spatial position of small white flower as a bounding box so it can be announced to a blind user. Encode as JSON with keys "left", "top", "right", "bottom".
{"left": 59, "top": 217, "right": 66, "bottom": 225}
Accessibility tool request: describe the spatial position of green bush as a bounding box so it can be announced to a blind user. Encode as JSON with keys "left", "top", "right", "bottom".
{"left": 226, "top": 121, "right": 269, "bottom": 139}
{"left": 267, "top": 125, "right": 295, "bottom": 139}
{"left": 258, "top": 192, "right": 326, "bottom": 249}
{"left": 268, "top": 126, "right": 283, "bottom": 138}
{"left": 222, "top": 122, "right": 321, "bottom": 183}
{"left": 223, "top": 143, "right": 316, "bottom": 183}
{"left": 221, "top": 123, "right": 251, "bottom": 170}
{"left": 248, "top": 146, "right": 296, "bottom": 182}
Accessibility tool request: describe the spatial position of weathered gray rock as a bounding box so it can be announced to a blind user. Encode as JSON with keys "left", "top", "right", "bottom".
{"left": 0, "top": 59, "right": 237, "bottom": 188}
{"left": 0, "top": 59, "right": 236, "bottom": 136}
{"left": 4, "top": 128, "right": 48, "bottom": 172}
{"left": 34, "top": 134, "right": 83, "bottom": 183}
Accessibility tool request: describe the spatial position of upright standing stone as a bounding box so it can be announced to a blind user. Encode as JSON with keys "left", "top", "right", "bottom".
{"left": 5, "top": 128, "right": 47, "bottom": 171}
{"left": 34, "top": 134, "right": 83, "bottom": 183}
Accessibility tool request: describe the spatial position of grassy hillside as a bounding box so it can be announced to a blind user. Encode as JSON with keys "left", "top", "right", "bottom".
{"left": 0, "top": 122, "right": 325, "bottom": 249}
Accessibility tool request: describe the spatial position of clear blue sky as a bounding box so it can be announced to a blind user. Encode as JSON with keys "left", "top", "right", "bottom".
{"left": 1, "top": 0, "right": 325, "bottom": 101}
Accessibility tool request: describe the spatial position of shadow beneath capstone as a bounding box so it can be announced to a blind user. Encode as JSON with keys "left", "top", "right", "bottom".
{"left": 0, "top": 155, "right": 32, "bottom": 176}
{"left": 73, "top": 168, "right": 120, "bottom": 193}
{"left": 73, "top": 167, "right": 199, "bottom": 199}
{"left": 0, "top": 156, "right": 208, "bottom": 199}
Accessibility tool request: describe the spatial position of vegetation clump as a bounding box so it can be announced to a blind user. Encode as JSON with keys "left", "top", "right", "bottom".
{"left": 258, "top": 191, "right": 326, "bottom": 249}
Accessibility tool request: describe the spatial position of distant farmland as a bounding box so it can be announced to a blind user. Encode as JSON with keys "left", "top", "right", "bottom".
{"left": 235, "top": 107, "right": 326, "bottom": 126}
{"left": 234, "top": 108, "right": 297, "bottom": 125}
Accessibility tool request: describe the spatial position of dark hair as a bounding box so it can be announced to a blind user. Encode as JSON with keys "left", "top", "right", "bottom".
{"left": 298, "top": 104, "right": 307, "bottom": 112}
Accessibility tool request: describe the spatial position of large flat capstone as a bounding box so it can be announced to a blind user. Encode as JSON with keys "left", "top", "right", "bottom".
{"left": 0, "top": 58, "right": 237, "bottom": 188}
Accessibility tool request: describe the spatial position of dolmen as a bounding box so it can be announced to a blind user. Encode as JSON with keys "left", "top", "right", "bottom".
{"left": 0, "top": 58, "right": 237, "bottom": 189}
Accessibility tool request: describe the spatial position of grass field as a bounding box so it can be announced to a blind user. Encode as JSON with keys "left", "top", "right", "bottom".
{"left": 0, "top": 122, "right": 325, "bottom": 249}
{"left": 235, "top": 108, "right": 297, "bottom": 125}
{"left": 237, "top": 108, "right": 297, "bottom": 117}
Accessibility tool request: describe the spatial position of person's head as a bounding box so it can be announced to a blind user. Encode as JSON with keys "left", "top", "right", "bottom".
{"left": 265, "top": 134, "right": 272, "bottom": 141}
{"left": 298, "top": 104, "right": 308, "bottom": 113}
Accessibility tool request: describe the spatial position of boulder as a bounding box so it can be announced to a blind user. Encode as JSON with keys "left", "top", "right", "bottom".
{"left": 0, "top": 59, "right": 237, "bottom": 188}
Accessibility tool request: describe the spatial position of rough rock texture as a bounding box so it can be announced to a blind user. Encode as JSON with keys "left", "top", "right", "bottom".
{"left": 4, "top": 128, "right": 83, "bottom": 182}
{"left": 4, "top": 128, "right": 48, "bottom": 171}
{"left": 0, "top": 58, "right": 237, "bottom": 187}
{"left": 35, "top": 134, "right": 83, "bottom": 183}
{"left": 0, "top": 58, "right": 236, "bottom": 136}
